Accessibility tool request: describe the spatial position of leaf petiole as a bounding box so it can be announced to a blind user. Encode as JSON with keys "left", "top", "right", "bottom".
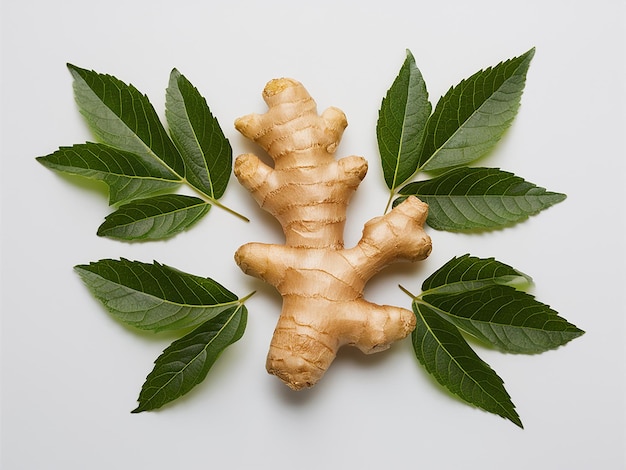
{"left": 384, "top": 191, "right": 395, "bottom": 214}
{"left": 206, "top": 196, "right": 250, "bottom": 222}
{"left": 238, "top": 291, "right": 256, "bottom": 304}
{"left": 398, "top": 284, "right": 418, "bottom": 300}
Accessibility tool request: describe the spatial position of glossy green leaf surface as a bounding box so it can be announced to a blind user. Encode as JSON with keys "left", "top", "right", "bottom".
{"left": 377, "top": 50, "right": 431, "bottom": 192}
{"left": 97, "top": 194, "right": 210, "bottom": 240}
{"left": 37, "top": 142, "right": 180, "bottom": 205}
{"left": 166, "top": 69, "right": 232, "bottom": 199}
{"left": 412, "top": 301, "right": 522, "bottom": 427}
{"left": 396, "top": 167, "right": 566, "bottom": 231}
{"left": 418, "top": 48, "right": 534, "bottom": 171}
{"left": 75, "top": 259, "right": 241, "bottom": 332}
{"left": 423, "top": 286, "right": 584, "bottom": 354}
{"left": 132, "top": 304, "right": 247, "bottom": 413}
{"left": 67, "top": 64, "right": 185, "bottom": 177}
{"left": 421, "top": 254, "right": 531, "bottom": 295}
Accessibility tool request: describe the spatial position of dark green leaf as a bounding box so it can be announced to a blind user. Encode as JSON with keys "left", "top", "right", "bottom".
{"left": 421, "top": 254, "right": 531, "bottom": 295}
{"left": 412, "top": 301, "right": 522, "bottom": 427}
{"left": 377, "top": 49, "right": 431, "bottom": 192}
{"left": 97, "top": 194, "right": 210, "bottom": 241}
{"left": 36, "top": 142, "right": 180, "bottom": 205}
{"left": 418, "top": 48, "right": 535, "bottom": 171}
{"left": 132, "top": 304, "right": 247, "bottom": 413}
{"left": 74, "top": 259, "right": 240, "bottom": 332}
{"left": 423, "top": 286, "right": 584, "bottom": 354}
{"left": 166, "top": 69, "right": 232, "bottom": 200}
{"left": 396, "top": 167, "right": 566, "bottom": 231}
{"left": 67, "top": 64, "right": 185, "bottom": 177}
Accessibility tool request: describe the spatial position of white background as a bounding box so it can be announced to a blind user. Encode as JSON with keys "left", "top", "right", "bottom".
{"left": 2, "top": 1, "right": 625, "bottom": 468}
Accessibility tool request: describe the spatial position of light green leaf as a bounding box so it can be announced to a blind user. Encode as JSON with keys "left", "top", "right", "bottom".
{"left": 132, "top": 304, "right": 247, "bottom": 413}
{"left": 421, "top": 254, "right": 531, "bottom": 295}
{"left": 67, "top": 64, "right": 185, "bottom": 178}
{"left": 418, "top": 48, "right": 535, "bottom": 171}
{"left": 74, "top": 259, "right": 241, "bottom": 332}
{"left": 36, "top": 142, "right": 180, "bottom": 205}
{"left": 97, "top": 194, "right": 210, "bottom": 241}
{"left": 412, "top": 301, "right": 522, "bottom": 427}
{"left": 396, "top": 167, "right": 566, "bottom": 231}
{"left": 166, "top": 69, "right": 232, "bottom": 200}
{"left": 423, "top": 286, "right": 584, "bottom": 354}
{"left": 377, "top": 50, "right": 431, "bottom": 194}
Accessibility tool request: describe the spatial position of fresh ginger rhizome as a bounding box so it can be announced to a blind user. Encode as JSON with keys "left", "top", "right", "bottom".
{"left": 234, "top": 78, "right": 432, "bottom": 390}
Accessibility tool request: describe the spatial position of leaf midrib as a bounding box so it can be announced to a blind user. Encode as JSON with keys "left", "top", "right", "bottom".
{"left": 112, "top": 284, "right": 241, "bottom": 311}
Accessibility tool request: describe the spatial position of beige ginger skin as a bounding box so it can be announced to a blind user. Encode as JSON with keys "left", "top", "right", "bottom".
{"left": 234, "top": 78, "right": 432, "bottom": 390}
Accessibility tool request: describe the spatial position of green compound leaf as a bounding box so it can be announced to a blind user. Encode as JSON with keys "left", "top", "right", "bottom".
{"left": 97, "top": 194, "right": 210, "bottom": 241}
{"left": 75, "top": 259, "right": 242, "bottom": 332}
{"left": 412, "top": 301, "right": 522, "bottom": 427}
{"left": 396, "top": 167, "right": 566, "bottom": 231}
{"left": 132, "top": 304, "right": 247, "bottom": 413}
{"left": 36, "top": 142, "right": 181, "bottom": 205}
{"left": 418, "top": 48, "right": 534, "bottom": 171}
{"left": 423, "top": 286, "right": 585, "bottom": 354}
{"left": 377, "top": 50, "right": 431, "bottom": 195}
{"left": 67, "top": 64, "right": 185, "bottom": 178}
{"left": 166, "top": 69, "right": 233, "bottom": 200}
{"left": 421, "top": 254, "right": 531, "bottom": 295}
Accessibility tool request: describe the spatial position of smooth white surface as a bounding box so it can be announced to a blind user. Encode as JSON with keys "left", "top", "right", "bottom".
{"left": 2, "top": 1, "right": 625, "bottom": 468}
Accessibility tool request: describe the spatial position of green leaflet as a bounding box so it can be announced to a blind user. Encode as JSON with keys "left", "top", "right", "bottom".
{"left": 166, "top": 69, "right": 232, "bottom": 200}
{"left": 67, "top": 64, "right": 185, "bottom": 177}
{"left": 97, "top": 194, "right": 210, "bottom": 240}
{"left": 421, "top": 254, "right": 531, "bottom": 295}
{"left": 418, "top": 48, "right": 535, "bottom": 171}
{"left": 377, "top": 48, "right": 556, "bottom": 233}
{"left": 423, "top": 286, "right": 584, "bottom": 354}
{"left": 377, "top": 50, "right": 431, "bottom": 201}
{"left": 38, "top": 65, "right": 246, "bottom": 240}
{"left": 412, "top": 301, "right": 522, "bottom": 428}
{"left": 132, "top": 304, "right": 247, "bottom": 413}
{"left": 36, "top": 142, "right": 180, "bottom": 205}
{"left": 75, "top": 259, "right": 242, "bottom": 332}
{"left": 405, "top": 255, "right": 584, "bottom": 425}
{"left": 395, "top": 167, "right": 566, "bottom": 231}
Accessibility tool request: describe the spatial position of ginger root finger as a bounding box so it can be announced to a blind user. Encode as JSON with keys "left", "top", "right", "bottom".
{"left": 266, "top": 297, "right": 416, "bottom": 390}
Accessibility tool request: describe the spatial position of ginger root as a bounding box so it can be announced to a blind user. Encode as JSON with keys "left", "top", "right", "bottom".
{"left": 234, "top": 78, "right": 432, "bottom": 390}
